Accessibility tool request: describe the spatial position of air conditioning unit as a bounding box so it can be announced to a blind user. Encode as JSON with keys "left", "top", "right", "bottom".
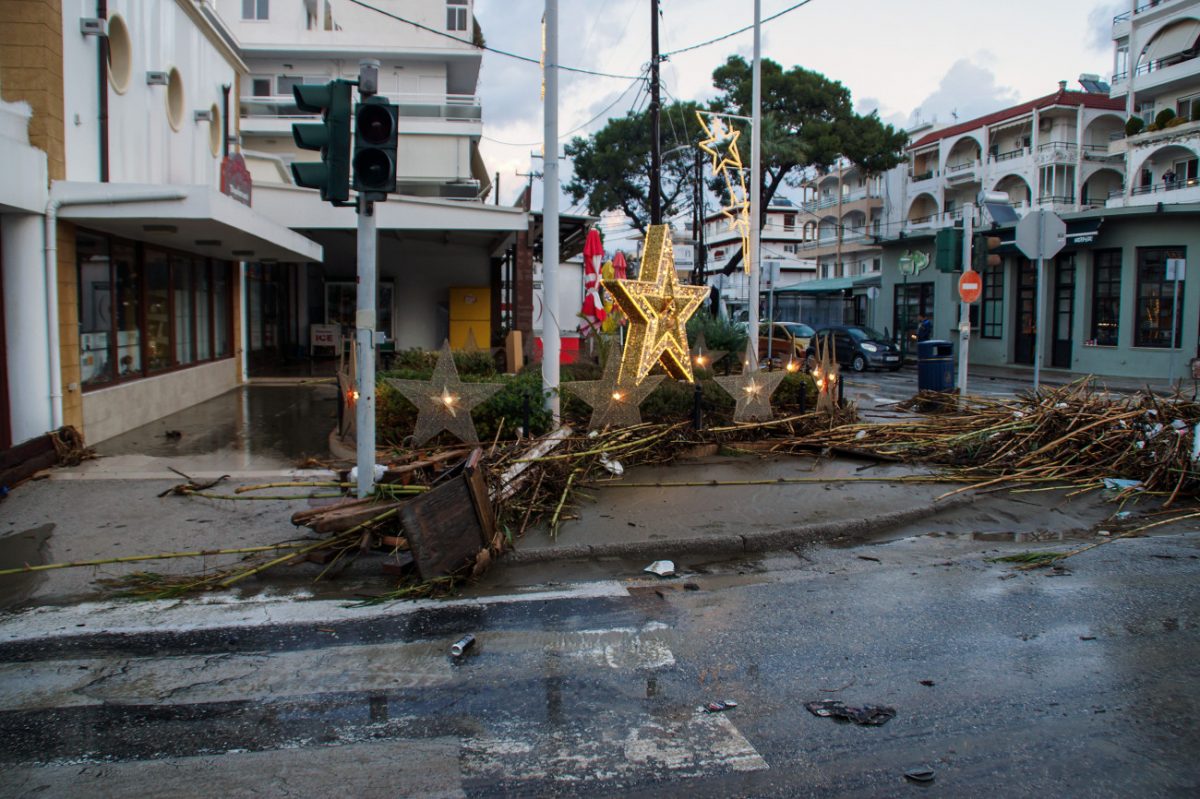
{"left": 79, "top": 18, "right": 107, "bottom": 36}
{"left": 1039, "top": 118, "right": 1052, "bottom": 132}
{"left": 146, "top": 71, "right": 169, "bottom": 86}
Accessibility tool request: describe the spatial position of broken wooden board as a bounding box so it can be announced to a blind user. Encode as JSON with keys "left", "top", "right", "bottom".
{"left": 0, "top": 430, "right": 66, "bottom": 489}
{"left": 400, "top": 449, "right": 492, "bottom": 580}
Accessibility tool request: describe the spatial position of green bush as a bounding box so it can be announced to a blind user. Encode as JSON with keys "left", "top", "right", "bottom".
{"left": 388, "top": 347, "right": 497, "bottom": 377}
{"left": 687, "top": 312, "right": 748, "bottom": 371}
{"left": 1125, "top": 116, "right": 1145, "bottom": 136}
{"left": 1155, "top": 108, "right": 1177, "bottom": 129}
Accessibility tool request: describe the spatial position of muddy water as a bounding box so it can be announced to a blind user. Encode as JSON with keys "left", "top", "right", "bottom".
{"left": 0, "top": 524, "right": 54, "bottom": 609}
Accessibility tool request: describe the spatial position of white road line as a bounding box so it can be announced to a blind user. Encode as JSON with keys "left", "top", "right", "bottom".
{"left": 0, "top": 581, "right": 631, "bottom": 644}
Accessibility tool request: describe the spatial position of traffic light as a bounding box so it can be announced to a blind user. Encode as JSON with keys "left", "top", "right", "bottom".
{"left": 353, "top": 97, "right": 399, "bottom": 195}
{"left": 934, "top": 227, "right": 962, "bottom": 272}
{"left": 291, "top": 80, "right": 352, "bottom": 204}
{"left": 972, "top": 233, "right": 1003, "bottom": 271}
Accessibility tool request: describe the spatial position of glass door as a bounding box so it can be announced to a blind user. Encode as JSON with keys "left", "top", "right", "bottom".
{"left": 1014, "top": 258, "right": 1037, "bottom": 365}
{"left": 1052, "top": 254, "right": 1075, "bottom": 368}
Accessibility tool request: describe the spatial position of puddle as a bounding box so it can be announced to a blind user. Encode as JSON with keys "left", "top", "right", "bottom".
{"left": 0, "top": 523, "right": 54, "bottom": 609}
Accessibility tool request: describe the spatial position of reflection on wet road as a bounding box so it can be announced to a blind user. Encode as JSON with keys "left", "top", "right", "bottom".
{"left": 1, "top": 531, "right": 1198, "bottom": 797}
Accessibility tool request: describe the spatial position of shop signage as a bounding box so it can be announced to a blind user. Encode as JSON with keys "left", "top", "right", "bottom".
{"left": 221, "top": 153, "right": 253, "bottom": 207}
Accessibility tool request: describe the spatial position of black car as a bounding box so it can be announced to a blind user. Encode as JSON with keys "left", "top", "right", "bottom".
{"left": 806, "top": 325, "right": 902, "bottom": 372}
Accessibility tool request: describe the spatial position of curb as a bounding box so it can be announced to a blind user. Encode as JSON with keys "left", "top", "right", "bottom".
{"left": 504, "top": 492, "right": 976, "bottom": 564}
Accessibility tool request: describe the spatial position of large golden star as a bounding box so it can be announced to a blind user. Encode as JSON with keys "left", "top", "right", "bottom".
{"left": 604, "top": 225, "right": 709, "bottom": 384}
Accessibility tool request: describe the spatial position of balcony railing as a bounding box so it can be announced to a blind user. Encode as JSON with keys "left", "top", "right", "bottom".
{"left": 990, "top": 147, "right": 1028, "bottom": 162}
{"left": 1130, "top": 176, "right": 1200, "bottom": 195}
{"left": 1132, "top": 49, "right": 1199, "bottom": 79}
{"left": 945, "top": 161, "right": 978, "bottom": 173}
{"left": 241, "top": 92, "right": 482, "bottom": 121}
{"left": 1114, "top": 0, "right": 1174, "bottom": 24}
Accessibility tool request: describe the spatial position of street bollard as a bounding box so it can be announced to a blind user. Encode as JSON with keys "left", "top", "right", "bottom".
{"left": 692, "top": 383, "right": 703, "bottom": 430}
{"left": 838, "top": 374, "right": 845, "bottom": 406}
{"left": 523, "top": 393, "right": 531, "bottom": 436}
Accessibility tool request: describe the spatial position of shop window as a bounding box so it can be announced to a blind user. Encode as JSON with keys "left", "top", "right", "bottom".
{"left": 447, "top": 0, "right": 468, "bottom": 31}
{"left": 1135, "top": 247, "right": 1186, "bottom": 348}
{"left": 982, "top": 265, "right": 1004, "bottom": 339}
{"left": 1091, "top": 249, "right": 1121, "bottom": 346}
{"left": 76, "top": 231, "right": 233, "bottom": 389}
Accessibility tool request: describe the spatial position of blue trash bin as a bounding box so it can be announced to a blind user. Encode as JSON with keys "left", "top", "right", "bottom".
{"left": 917, "top": 340, "right": 954, "bottom": 392}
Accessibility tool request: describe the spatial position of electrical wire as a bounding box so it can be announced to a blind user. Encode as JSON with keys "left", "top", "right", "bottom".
{"left": 344, "top": 0, "right": 644, "bottom": 80}
{"left": 663, "top": 0, "right": 817, "bottom": 57}
{"left": 481, "top": 67, "right": 649, "bottom": 148}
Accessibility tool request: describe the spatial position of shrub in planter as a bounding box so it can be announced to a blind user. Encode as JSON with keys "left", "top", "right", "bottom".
{"left": 687, "top": 312, "right": 748, "bottom": 372}
{"left": 1165, "top": 114, "right": 1190, "bottom": 128}
{"left": 1125, "top": 116, "right": 1145, "bottom": 136}
{"left": 1155, "top": 108, "right": 1176, "bottom": 129}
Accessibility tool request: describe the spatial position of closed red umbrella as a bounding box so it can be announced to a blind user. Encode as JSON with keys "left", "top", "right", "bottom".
{"left": 612, "top": 250, "right": 628, "bottom": 280}
{"left": 579, "top": 228, "right": 606, "bottom": 336}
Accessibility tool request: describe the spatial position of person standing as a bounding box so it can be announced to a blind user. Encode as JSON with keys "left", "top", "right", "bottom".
{"left": 916, "top": 313, "right": 933, "bottom": 342}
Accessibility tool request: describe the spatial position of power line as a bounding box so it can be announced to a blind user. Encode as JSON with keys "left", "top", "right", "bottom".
{"left": 663, "top": 0, "right": 817, "bottom": 57}
{"left": 345, "top": 0, "right": 644, "bottom": 80}
{"left": 481, "top": 68, "right": 648, "bottom": 148}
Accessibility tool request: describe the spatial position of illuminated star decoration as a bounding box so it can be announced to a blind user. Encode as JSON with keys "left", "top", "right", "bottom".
{"left": 385, "top": 341, "right": 501, "bottom": 445}
{"left": 714, "top": 341, "right": 787, "bottom": 422}
{"left": 604, "top": 224, "right": 709, "bottom": 384}
{"left": 562, "top": 353, "right": 665, "bottom": 430}
{"left": 689, "top": 331, "right": 727, "bottom": 374}
{"left": 697, "top": 111, "right": 751, "bottom": 273}
{"left": 810, "top": 333, "right": 840, "bottom": 414}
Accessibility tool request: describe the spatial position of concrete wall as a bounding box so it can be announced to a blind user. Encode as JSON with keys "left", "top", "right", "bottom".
{"left": 83, "top": 357, "right": 239, "bottom": 444}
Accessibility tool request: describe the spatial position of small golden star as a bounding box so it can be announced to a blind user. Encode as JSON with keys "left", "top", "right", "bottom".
{"left": 385, "top": 341, "right": 502, "bottom": 445}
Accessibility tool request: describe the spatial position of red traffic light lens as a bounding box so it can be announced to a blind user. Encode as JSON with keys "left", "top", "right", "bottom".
{"left": 357, "top": 104, "right": 393, "bottom": 145}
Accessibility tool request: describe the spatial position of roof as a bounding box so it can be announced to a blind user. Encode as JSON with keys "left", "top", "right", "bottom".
{"left": 909, "top": 89, "right": 1125, "bottom": 150}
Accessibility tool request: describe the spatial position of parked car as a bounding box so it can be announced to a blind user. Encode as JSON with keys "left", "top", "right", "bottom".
{"left": 758, "top": 321, "right": 815, "bottom": 366}
{"left": 806, "top": 325, "right": 902, "bottom": 372}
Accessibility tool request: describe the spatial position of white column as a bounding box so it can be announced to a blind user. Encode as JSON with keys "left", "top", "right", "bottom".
{"left": 541, "top": 0, "right": 561, "bottom": 418}
{"left": 747, "top": 0, "right": 762, "bottom": 359}
{"left": 2, "top": 214, "right": 53, "bottom": 443}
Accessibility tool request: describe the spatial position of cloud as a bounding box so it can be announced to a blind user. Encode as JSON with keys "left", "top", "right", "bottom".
{"left": 855, "top": 97, "right": 907, "bottom": 129}
{"left": 907, "top": 59, "right": 1020, "bottom": 128}
{"left": 1087, "top": 3, "right": 1124, "bottom": 52}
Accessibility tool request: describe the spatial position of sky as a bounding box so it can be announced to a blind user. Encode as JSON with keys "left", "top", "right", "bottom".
{"left": 472, "top": 0, "right": 1124, "bottom": 236}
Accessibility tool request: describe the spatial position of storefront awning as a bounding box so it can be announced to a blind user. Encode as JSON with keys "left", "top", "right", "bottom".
{"left": 54, "top": 182, "right": 323, "bottom": 263}
{"left": 769, "top": 273, "right": 881, "bottom": 294}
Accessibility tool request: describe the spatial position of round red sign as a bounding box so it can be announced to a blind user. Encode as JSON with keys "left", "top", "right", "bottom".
{"left": 959, "top": 269, "right": 982, "bottom": 304}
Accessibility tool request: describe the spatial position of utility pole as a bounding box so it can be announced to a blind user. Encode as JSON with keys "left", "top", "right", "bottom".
{"left": 748, "top": 0, "right": 762, "bottom": 360}
{"left": 959, "top": 204, "right": 973, "bottom": 399}
{"left": 355, "top": 59, "right": 380, "bottom": 499}
{"left": 541, "top": 0, "right": 560, "bottom": 419}
{"left": 649, "top": 0, "right": 661, "bottom": 225}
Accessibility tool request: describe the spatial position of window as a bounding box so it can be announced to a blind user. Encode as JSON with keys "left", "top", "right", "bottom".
{"left": 252, "top": 78, "right": 272, "bottom": 97}
{"left": 1135, "top": 247, "right": 1186, "bottom": 348}
{"left": 1091, "top": 249, "right": 1121, "bottom": 346}
{"left": 894, "top": 282, "right": 933, "bottom": 347}
{"left": 106, "top": 14, "right": 132, "bottom": 94}
{"left": 783, "top": 213, "right": 796, "bottom": 230}
{"left": 1177, "top": 96, "right": 1199, "bottom": 121}
{"left": 165, "top": 68, "right": 185, "bottom": 132}
{"left": 242, "top": 0, "right": 269, "bottom": 20}
{"left": 447, "top": 0, "right": 467, "bottom": 31}
{"left": 76, "top": 231, "right": 234, "bottom": 389}
{"left": 982, "top": 265, "right": 1004, "bottom": 339}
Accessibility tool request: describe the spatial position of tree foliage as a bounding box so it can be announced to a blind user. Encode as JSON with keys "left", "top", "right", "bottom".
{"left": 564, "top": 100, "right": 703, "bottom": 235}
{"left": 565, "top": 57, "right": 908, "bottom": 269}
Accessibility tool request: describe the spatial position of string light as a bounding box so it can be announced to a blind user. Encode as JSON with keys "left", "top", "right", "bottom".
{"left": 697, "top": 111, "right": 751, "bottom": 274}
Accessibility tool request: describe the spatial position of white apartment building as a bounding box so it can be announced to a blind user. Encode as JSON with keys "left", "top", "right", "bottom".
{"left": 701, "top": 197, "right": 817, "bottom": 322}
{"left": 211, "top": 0, "right": 527, "bottom": 374}
{"left": 1108, "top": 0, "right": 1200, "bottom": 204}
{"left": 794, "top": 159, "right": 888, "bottom": 280}
{"left": 1, "top": 0, "right": 320, "bottom": 448}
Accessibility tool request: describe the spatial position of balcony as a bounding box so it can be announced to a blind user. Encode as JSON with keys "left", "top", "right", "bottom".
{"left": 990, "top": 147, "right": 1029, "bottom": 163}
{"left": 1036, "top": 141, "right": 1079, "bottom": 163}
{"left": 944, "top": 160, "right": 980, "bottom": 184}
{"left": 1115, "top": 177, "right": 1200, "bottom": 206}
{"left": 240, "top": 92, "right": 482, "bottom": 134}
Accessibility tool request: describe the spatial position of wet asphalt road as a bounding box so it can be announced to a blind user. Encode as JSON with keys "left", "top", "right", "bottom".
{"left": 1, "top": 530, "right": 1198, "bottom": 797}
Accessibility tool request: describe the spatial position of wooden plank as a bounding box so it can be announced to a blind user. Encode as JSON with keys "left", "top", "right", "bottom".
{"left": 399, "top": 473, "right": 487, "bottom": 580}
{"left": 463, "top": 449, "right": 497, "bottom": 548}
{"left": 0, "top": 433, "right": 56, "bottom": 473}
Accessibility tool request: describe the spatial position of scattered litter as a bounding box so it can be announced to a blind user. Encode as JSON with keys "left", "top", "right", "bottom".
{"left": 599, "top": 453, "right": 624, "bottom": 475}
{"left": 805, "top": 699, "right": 896, "bottom": 726}
{"left": 348, "top": 463, "right": 387, "bottom": 482}
{"left": 857, "top": 555, "right": 881, "bottom": 563}
{"left": 1101, "top": 477, "right": 1142, "bottom": 493}
{"left": 1080, "top": 635, "right": 1096, "bottom": 641}
{"left": 1171, "top": 419, "right": 1187, "bottom": 431}
{"left": 1054, "top": 402, "right": 1069, "bottom": 409}
{"left": 450, "top": 634, "right": 476, "bottom": 657}
{"left": 701, "top": 700, "right": 739, "bottom": 713}
{"left": 683, "top": 581, "right": 700, "bottom": 591}
{"left": 1193, "top": 423, "right": 1200, "bottom": 461}
{"left": 854, "top": 429, "right": 867, "bottom": 440}
{"left": 644, "top": 560, "right": 676, "bottom": 577}
{"left": 919, "top": 679, "right": 935, "bottom": 687}
{"left": 903, "top": 767, "right": 936, "bottom": 783}
{"left": 1115, "top": 511, "right": 1134, "bottom": 520}
{"left": 1097, "top": 530, "right": 1111, "bottom": 537}
{"left": 163, "top": 429, "right": 182, "bottom": 440}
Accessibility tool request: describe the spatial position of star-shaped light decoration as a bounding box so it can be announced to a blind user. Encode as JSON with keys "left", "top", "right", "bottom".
{"left": 385, "top": 341, "right": 502, "bottom": 445}
{"left": 337, "top": 334, "right": 358, "bottom": 439}
{"left": 603, "top": 224, "right": 709, "bottom": 385}
{"left": 696, "top": 111, "right": 752, "bottom": 273}
{"left": 562, "top": 353, "right": 664, "bottom": 430}
{"left": 714, "top": 341, "right": 787, "bottom": 422}
{"left": 810, "top": 333, "right": 840, "bottom": 414}
{"left": 690, "top": 331, "right": 727, "bottom": 374}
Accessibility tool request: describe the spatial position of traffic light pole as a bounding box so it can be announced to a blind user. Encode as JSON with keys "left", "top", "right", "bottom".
{"left": 959, "top": 205, "right": 973, "bottom": 399}
{"left": 355, "top": 61, "right": 381, "bottom": 499}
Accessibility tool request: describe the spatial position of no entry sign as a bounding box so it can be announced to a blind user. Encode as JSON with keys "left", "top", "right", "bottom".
{"left": 959, "top": 269, "right": 982, "bottom": 303}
